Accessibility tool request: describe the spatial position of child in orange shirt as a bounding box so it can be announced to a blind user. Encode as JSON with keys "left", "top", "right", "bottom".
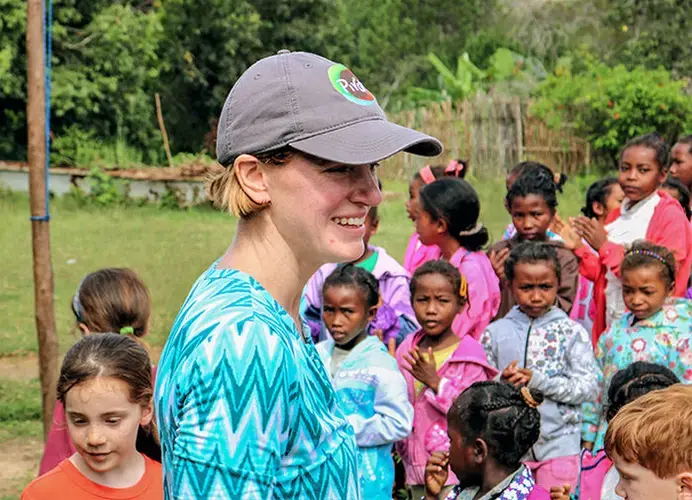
{"left": 22, "top": 333, "right": 162, "bottom": 500}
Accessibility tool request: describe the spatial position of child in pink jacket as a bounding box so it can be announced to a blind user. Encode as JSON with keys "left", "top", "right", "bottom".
{"left": 395, "top": 261, "right": 497, "bottom": 499}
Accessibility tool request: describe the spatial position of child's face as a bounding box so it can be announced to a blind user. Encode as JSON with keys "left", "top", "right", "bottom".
{"left": 322, "top": 285, "right": 374, "bottom": 348}
{"left": 412, "top": 273, "right": 462, "bottom": 338}
{"left": 611, "top": 453, "right": 681, "bottom": 500}
{"left": 622, "top": 265, "right": 672, "bottom": 320}
{"left": 510, "top": 261, "right": 558, "bottom": 318}
{"left": 510, "top": 195, "right": 554, "bottom": 241}
{"left": 618, "top": 146, "right": 666, "bottom": 203}
{"left": 604, "top": 183, "right": 626, "bottom": 215}
{"left": 661, "top": 186, "right": 682, "bottom": 205}
{"left": 406, "top": 178, "right": 424, "bottom": 222}
{"left": 65, "top": 376, "right": 152, "bottom": 476}
{"left": 414, "top": 208, "right": 442, "bottom": 246}
{"left": 670, "top": 142, "right": 692, "bottom": 190}
{"left": 446, "top": 423, "right": 482, "bottom": 485}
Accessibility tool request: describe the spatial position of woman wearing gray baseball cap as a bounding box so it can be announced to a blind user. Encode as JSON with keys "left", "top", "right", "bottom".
{"left": 154, "top": 50, "right": 442, "bottom": 499}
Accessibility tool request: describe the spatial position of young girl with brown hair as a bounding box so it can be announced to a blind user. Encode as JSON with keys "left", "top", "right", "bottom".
{"left": 23, "top": 334, "right": 161, "bottom": 499}
{"left": 39, "top": 268, "right": 156, "bottom": 475}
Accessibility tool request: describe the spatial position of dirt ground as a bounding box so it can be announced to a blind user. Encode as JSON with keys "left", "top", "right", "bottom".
{"left": 0, "top": 438, "right": 42, "bottom": 499}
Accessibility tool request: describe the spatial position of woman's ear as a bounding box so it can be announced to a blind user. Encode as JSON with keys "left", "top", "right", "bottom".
{"left": 233, "top": 154, "right": 271, "bottom": 207}
{"left": 78, "top": 323, "right": 90, "bottom": 336}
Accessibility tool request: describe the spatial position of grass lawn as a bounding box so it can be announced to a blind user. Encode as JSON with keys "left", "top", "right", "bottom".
{"left": 0, "top": 173, "right": 593, "bottom": 497}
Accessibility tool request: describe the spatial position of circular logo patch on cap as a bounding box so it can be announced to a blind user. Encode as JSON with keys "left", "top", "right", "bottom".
{"left": 328, "top": 64, "right": 376, "bottom": 106}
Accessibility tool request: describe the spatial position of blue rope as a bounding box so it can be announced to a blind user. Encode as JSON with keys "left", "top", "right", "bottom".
{"left": 30, "top": 0, "right": 52, "bottom": 222}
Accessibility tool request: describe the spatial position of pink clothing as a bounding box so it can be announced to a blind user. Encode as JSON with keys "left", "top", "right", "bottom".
{"left": 574, "top": 449, "right": 613, "bottom": 500}
{"left": 575, "top": 190, "right": 692, "bottom": 344}
{"left": 395, "top": 331, "right": 498, "bottom": 486}
{"left": 403, "top": 233, "right": 438, "bottom": 274}
{"left": 447, "top": 247, "right": 501, "bottom": 340}
{"left": 38, "top": 401, "right": 74, "bottom": 476}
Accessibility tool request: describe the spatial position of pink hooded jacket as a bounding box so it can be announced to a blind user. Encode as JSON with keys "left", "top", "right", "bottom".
{"left": 395, "top": 331, "right": 498, "bottom": 486}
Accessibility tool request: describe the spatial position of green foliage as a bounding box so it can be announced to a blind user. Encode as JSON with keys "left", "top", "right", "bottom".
{"left": 532, "top": 61, "right": 692, "bottom": 165}
{"left": 600, "top": 0, "right": 692, "bottom": 78}
{"left": 408, "top": 48, "right": 547, "bottom": 106}
{"left": 66, "top": 166, "right": 130, "bottom": 206}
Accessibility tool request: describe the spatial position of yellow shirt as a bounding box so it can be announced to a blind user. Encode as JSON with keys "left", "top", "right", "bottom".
{"left": 414, "top": 341, "right": 459, "bottom": 396}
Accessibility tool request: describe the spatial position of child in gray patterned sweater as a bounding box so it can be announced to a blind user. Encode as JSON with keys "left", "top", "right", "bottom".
{"left": 480, "top": 241, "right": 599, "bottom": 492}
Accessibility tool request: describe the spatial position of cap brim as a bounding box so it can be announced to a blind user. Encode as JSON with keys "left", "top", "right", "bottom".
{"left": 288, "top": 119, "right": 443, "bottom": 165}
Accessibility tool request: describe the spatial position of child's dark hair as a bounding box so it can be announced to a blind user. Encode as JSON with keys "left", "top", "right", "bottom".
{"left": 663, "top": 176, "right": 691, "bottom": 220}
{"left": 71, "top": 268, "right": 151, "bottom": 338}
{"left": 508, "top": 161, "right": 567, "bottom": 193}
{"left": 419, "top": 177, "right": 489, "bottom": 251}
{"left": 504, "top": 241, "right": 562, "bottom": 283}
{"left": 581, "top": 177, "right": 619, "bottom": 219}
{"left": 676, "top": 135, "right": 692, "bottom": 153}
{"left": 57, "top": 333, "right": 160, "bottom": 461}
{"left": 605, "top": 361, "right": 680, "bottom": 423}
{"left": 621, "top": 240, "right": 676, "bottom": 289}
{"left": 410, "top": 260, "right": 464, "bottom": 301}
{"left": 506, "top": 166, "right": 559, "bottom": 212}
{"left": 620, "top": 132, "right": 670, "bottom": 171}
{"left": 323, "top": 264, "right": 379, "bottom": 309}
{"left": 448, "top": 381, "right": 544, "bottom": 470}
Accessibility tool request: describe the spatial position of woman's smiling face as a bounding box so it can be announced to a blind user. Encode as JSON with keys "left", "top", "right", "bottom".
{"left": 264, "top": 155, "right": 382, "bottom": 267}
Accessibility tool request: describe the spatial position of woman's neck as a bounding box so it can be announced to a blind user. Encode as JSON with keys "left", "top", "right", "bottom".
{"left": 437, "top": 235, "right": 462, "bottom": 260}
{"left": 70, "top": 450, "right": 145, "bottom": 489}
{"left": 218, "top": 217, "right": 319, "bottom": 328}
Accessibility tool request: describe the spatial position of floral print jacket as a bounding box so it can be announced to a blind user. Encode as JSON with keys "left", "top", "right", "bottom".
{"left": 582, "top": 298, "right": 692, "bottom": 450}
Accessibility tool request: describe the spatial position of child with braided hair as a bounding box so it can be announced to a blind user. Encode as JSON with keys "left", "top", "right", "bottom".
{"left": 396, "top": 261, "right": 498, "bottom": 499}
{"left": 582, "top": 241, "right": 692, "bottom": 452}
{"left": 423, "top": 381, "right": 551, "bottom": 500}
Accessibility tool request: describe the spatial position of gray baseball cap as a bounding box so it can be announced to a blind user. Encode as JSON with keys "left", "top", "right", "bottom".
{"left": 216, "top": 50, "right": 443, "bottom": 166}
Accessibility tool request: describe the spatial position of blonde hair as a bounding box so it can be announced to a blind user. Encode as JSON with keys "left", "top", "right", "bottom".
{"left": 207, "top": 149, "right": 294, "bottom": 218}
{"left": 604, "top": 384, "right": 692, "bottom": 478}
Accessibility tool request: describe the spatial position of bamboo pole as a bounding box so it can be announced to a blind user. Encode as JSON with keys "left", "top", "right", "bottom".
{"left": 27, "top": 0, "right": 59, "bottom": 440}
{"left": 155, "top": 93, "right": 174, "bottom": 168}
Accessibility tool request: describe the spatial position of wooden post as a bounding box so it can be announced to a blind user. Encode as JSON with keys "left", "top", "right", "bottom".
{"left": 155, "top": 93, "right": 174, "bottom": 168}
{"left": 513, "top": 97, "right": 523, "bottom": 163}
{"left": 27, "top": 0, "right": 59, "bottom": 440}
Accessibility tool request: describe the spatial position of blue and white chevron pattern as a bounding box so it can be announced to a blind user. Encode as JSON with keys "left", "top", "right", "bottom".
{"left": 155, "top": 265, "right": 360, "bottom": 499}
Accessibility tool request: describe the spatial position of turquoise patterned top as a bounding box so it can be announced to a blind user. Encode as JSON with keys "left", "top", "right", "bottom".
{"left": 582, "top": 298, "right": 692, "bottom": 450}
{"left": 155, "top": 264, "right": 360, "bottom": 499}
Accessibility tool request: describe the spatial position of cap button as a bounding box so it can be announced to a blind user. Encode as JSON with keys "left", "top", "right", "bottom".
{"left": 277, "top": 49, "right": 291, "bottom": 55}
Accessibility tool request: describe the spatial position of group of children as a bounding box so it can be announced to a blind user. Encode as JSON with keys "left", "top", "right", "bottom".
{"left": 21, "top": 133, "right": 692, "bottom": 500}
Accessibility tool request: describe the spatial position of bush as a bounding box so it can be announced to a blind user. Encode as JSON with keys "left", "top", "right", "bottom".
{"left": 531, "top": 60, "right": 692, "bottom": 165}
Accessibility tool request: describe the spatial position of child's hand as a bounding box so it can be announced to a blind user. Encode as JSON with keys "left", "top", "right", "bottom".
{"left": 553, "top": 215, "right": 582, "bottom": 251}
{"left": 387, "top": 338, "right": 397, "bottom": 357}
{"left": 403, "top": 346, "right": 441, "bottom": 393}
{"left": 549, "top": 483, "right": 571, "bottom": 500}
{"left": 571, "top": 216, "right": 608, "bottom": 250}
{"left": 501, "top": 361, "right": 532, "bottom": 386}
{"left": 424, "top": 451, "right": 450, "bottom": 498}
{"left": 489, "top": 247, "right": 510, "bottom": 281}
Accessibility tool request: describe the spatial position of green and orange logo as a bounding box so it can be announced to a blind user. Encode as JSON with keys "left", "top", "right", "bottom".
{"left": 328, "top": 64, "right": 376, "bottom": 106}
